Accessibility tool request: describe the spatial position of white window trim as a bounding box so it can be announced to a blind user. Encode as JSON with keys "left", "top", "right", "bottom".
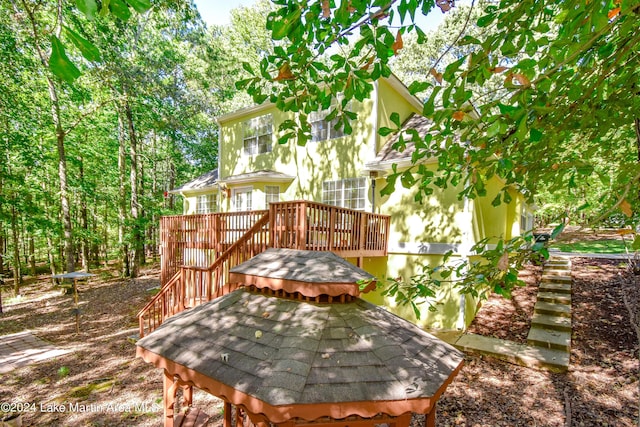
{"left": 264, "top": 185, "right": 280, "bottom": 208}
{"left": 243, "top": 114, "right": 273, "bottom": 156}
{"left": 322, "top": 177, "right": 366, "bottom": 210}
{"left": 309, "top": 101, "right": 351, "bottom": 142}
{"left": 196, "top": 194, "right": 217, "bottom": 214}
{"left": 231, "top": 186, "right": 253, "bottom": 212}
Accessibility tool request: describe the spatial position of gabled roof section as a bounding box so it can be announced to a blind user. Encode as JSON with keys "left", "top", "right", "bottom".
{"left": 365, "top": 113, "right": 435, "bottom": 173}
{"left": 169, "top": 169, "right": 218, "bottom": 193}
{"left": 219, "top": 169, "right": 295, "bottom": 185}
{"left": 377, "top": 113, "right": 432, "bottom": 163}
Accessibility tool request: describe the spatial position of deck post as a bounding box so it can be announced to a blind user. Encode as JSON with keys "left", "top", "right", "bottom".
{"left": 359, "top": 214, "right": 367, "bottom": 250}
{"left": 297, "top": 202, "right": 307, "bottom": 249}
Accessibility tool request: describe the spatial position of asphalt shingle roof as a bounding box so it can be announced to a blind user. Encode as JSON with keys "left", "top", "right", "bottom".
{"left": 374, "top": 113, "right": 432, "bottom": 163}
{"left": 137, "top": 288, "right": 464, "bottom": 407}
{"left": 171, "top": 169, "right": 218, "bottom": 192}
{"left": 229, "top": 248, "right": 373, "bottom": 284}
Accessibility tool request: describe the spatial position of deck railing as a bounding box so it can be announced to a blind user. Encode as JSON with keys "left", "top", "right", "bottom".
{"left": 270, "top": 200, "right": 389, "bottom": 257}
{"left": 159, "top": 211, "right": 268, "bottom": 284}
{"left": 139, "top": 213, "right": 270, "bottom": 337}
{"left": 140, "top": 201, "right": 390, "bottom": 337}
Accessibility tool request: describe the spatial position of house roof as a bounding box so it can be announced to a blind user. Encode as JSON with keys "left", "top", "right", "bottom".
{"left": 229, "top": 248, "right": 375, "bottom": 298}
{"left": 169, "top": 169, "right": 219, "bottom": 194}
{"left": 374, "top": 113, "right": 433, "bottom": 164}
{"left": 219, "top": 169, "right": 295, "bottom": 185}
{"left": 136, "top": 288, "right": 464, "bottom": 422}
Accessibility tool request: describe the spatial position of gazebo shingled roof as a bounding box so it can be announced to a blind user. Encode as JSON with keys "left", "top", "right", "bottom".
{"left": 136, "top": 249, "right": 464, "bottom": 426}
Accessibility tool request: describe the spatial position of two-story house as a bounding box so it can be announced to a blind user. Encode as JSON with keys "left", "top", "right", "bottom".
{"left": 167, "top": 74, "right": 534, "bottom": 332}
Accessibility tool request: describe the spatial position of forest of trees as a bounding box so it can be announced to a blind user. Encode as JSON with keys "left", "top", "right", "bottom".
{"left": 0, "top": 0, "right": 277, "bottom": 292}
{"left": 1, "top": 0, "right": 638, "bottom": 301}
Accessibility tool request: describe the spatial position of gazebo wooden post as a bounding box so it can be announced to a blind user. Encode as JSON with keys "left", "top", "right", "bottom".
{"left": 425, "top": 403, "right": 437, "bottom": 427}
{"left": 163, "top": 370, "right": 176, "bottom": 427}
{"left": 223, "top": 401, "right": 232, "bottom": 427}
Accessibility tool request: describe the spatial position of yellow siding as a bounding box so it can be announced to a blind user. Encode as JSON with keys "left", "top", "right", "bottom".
{"left": 376, "top": 79, "right": 421, "bottom": 152}
{"left": 219, "top": 100, "right": 378, "bottom": 211}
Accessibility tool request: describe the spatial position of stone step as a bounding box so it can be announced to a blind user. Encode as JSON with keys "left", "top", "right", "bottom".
{"left": 537, "top": 291, "right": 571, "bottom": 305}
{"left": 527, "top": 327, "right": 571, "bottom": 351}
{"left": 543, "top": 269, "right": 572, "bottom": 276}
{"left": 541, "top": 275, "right": 572, "bottom": 284}
{"left": 539, "top": 282, "right": 572, "bottom": 294}
{"left": 455, "top": 334, "right": 569, "bottom": 372}
{"left": 545, "top": 262, "right": 570, "bottom": 270}
{"left": 548, "top": 255, "right": 571, "bottom": 262}
{"left": 534, "top": 301, "right": 571, "bottom": 318}
{"left": 531, "top": 312, "right": 572, "bottom": 332}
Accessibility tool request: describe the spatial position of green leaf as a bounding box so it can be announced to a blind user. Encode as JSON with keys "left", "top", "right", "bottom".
{"left": 64, "top": 26, "right": 101, "bottom": 62}
{"left": 49, "top": 36, "right": 81, "bottom": 83}
{"left": 477, "top": 13, "right": 495, "bottom": 27}
{"left": 75, "top": 0, "right": 98, "bottom": 19}
{"left": 491, "top": 194, "right": 501, "bottom": 207}
{"left": 632, "top": 235, "right": 640, "bottom": 251}
{"left": 268, "top": 7, "right": 302, "bottom": 40}
{"left": 109, "top": 0, "right": 132, "bottom": 20}
{"left": 390, "top": 112, "right": 401, "bottom": 128}
{"left": 550, "top": 222, "right": 565, "bottom": 239}
{"left": 125, "top": 0, "right": 151, "bottom": 13}
{"left": 530, "top": 128, "right": 543, "bottom": 142}
{"left": 407, "top": 81, "right": 431, "bottom": 95}
{"left": 378, "top": 127, "right": 394, "bottom": 136}
{"left": 242, "top": 62, "right": 255, "bottom": 75}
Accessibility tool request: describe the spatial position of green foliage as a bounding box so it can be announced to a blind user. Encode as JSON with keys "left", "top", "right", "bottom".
{"left": 247, "top": 0, "right": 640, "bottom": 306}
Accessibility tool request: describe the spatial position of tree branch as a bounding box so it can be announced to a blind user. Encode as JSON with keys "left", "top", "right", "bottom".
{"left": 64, "top": 97, "right": 123, "bottom": 136}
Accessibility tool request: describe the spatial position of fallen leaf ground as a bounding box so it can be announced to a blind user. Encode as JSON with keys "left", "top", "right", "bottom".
{"left": 0, "top": 256, "right": 638, "bottom": 426}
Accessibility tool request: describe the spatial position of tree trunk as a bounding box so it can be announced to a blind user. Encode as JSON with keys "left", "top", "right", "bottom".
{"left": 79, "top": 157, "right": 90, "bottom": 272}
{"left": 21, "top": 0, "right": 74, "bottom": 274}
{"left": 10, "top": 204, "right": 22, "bottom": 295}
{"left": 29, "top": 235, "right": 36, "bottom": 276}
{"left": 118, "top": 109, "right": 130, "bottom": 277}
{"left": 0, "top": 231, "right": 5, "bottom": 276}
{"left": 125, "top": 98, "right": 142, "bottom": 278}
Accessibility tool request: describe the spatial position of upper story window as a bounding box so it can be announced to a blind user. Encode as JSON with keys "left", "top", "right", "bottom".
{"left": 309, "top": 104, "right": 349, "bottom": 142}
{"left": 196, "top": 194, "right": 217, "bottom": 214}
{"left": 243, "top": 114, "right": 273, "bottom": 156}
{"left": 322, "top": 178, "right": 366, "bottom": 210}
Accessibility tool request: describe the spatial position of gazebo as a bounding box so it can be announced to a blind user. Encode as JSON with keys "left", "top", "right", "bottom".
{"left": 136, "top": 249, "right": 464, "bottom": 426}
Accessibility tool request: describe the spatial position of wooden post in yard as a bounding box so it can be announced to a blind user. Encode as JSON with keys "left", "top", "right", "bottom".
{"left": 163, "top": 370, "right": 176, "bottom": 427}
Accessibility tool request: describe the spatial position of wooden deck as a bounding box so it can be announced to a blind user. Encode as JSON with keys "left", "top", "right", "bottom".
{"left": 139, "top": 201, "right": 390, "bottom": 337}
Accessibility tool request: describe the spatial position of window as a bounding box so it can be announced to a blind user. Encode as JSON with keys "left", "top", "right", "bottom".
{"left": 243, "top": 114, "right": 273, "bottom": 155}
{"left": 520, "top": 210, "right": 534, "bottom": 234}
{"left": 265, "top": 186, "right": 280, "bottom": 207}
{"left": 322, "top": 178, "right": 366, "bottom": 210}
{"left": 309, "top": 107, "right": 347, "bottom": 142}
{"left": 196, "top": 194, "right": 217, "bottom": 214}
{"left": 232, "top": 187, "right": 253, "bottom": 212}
